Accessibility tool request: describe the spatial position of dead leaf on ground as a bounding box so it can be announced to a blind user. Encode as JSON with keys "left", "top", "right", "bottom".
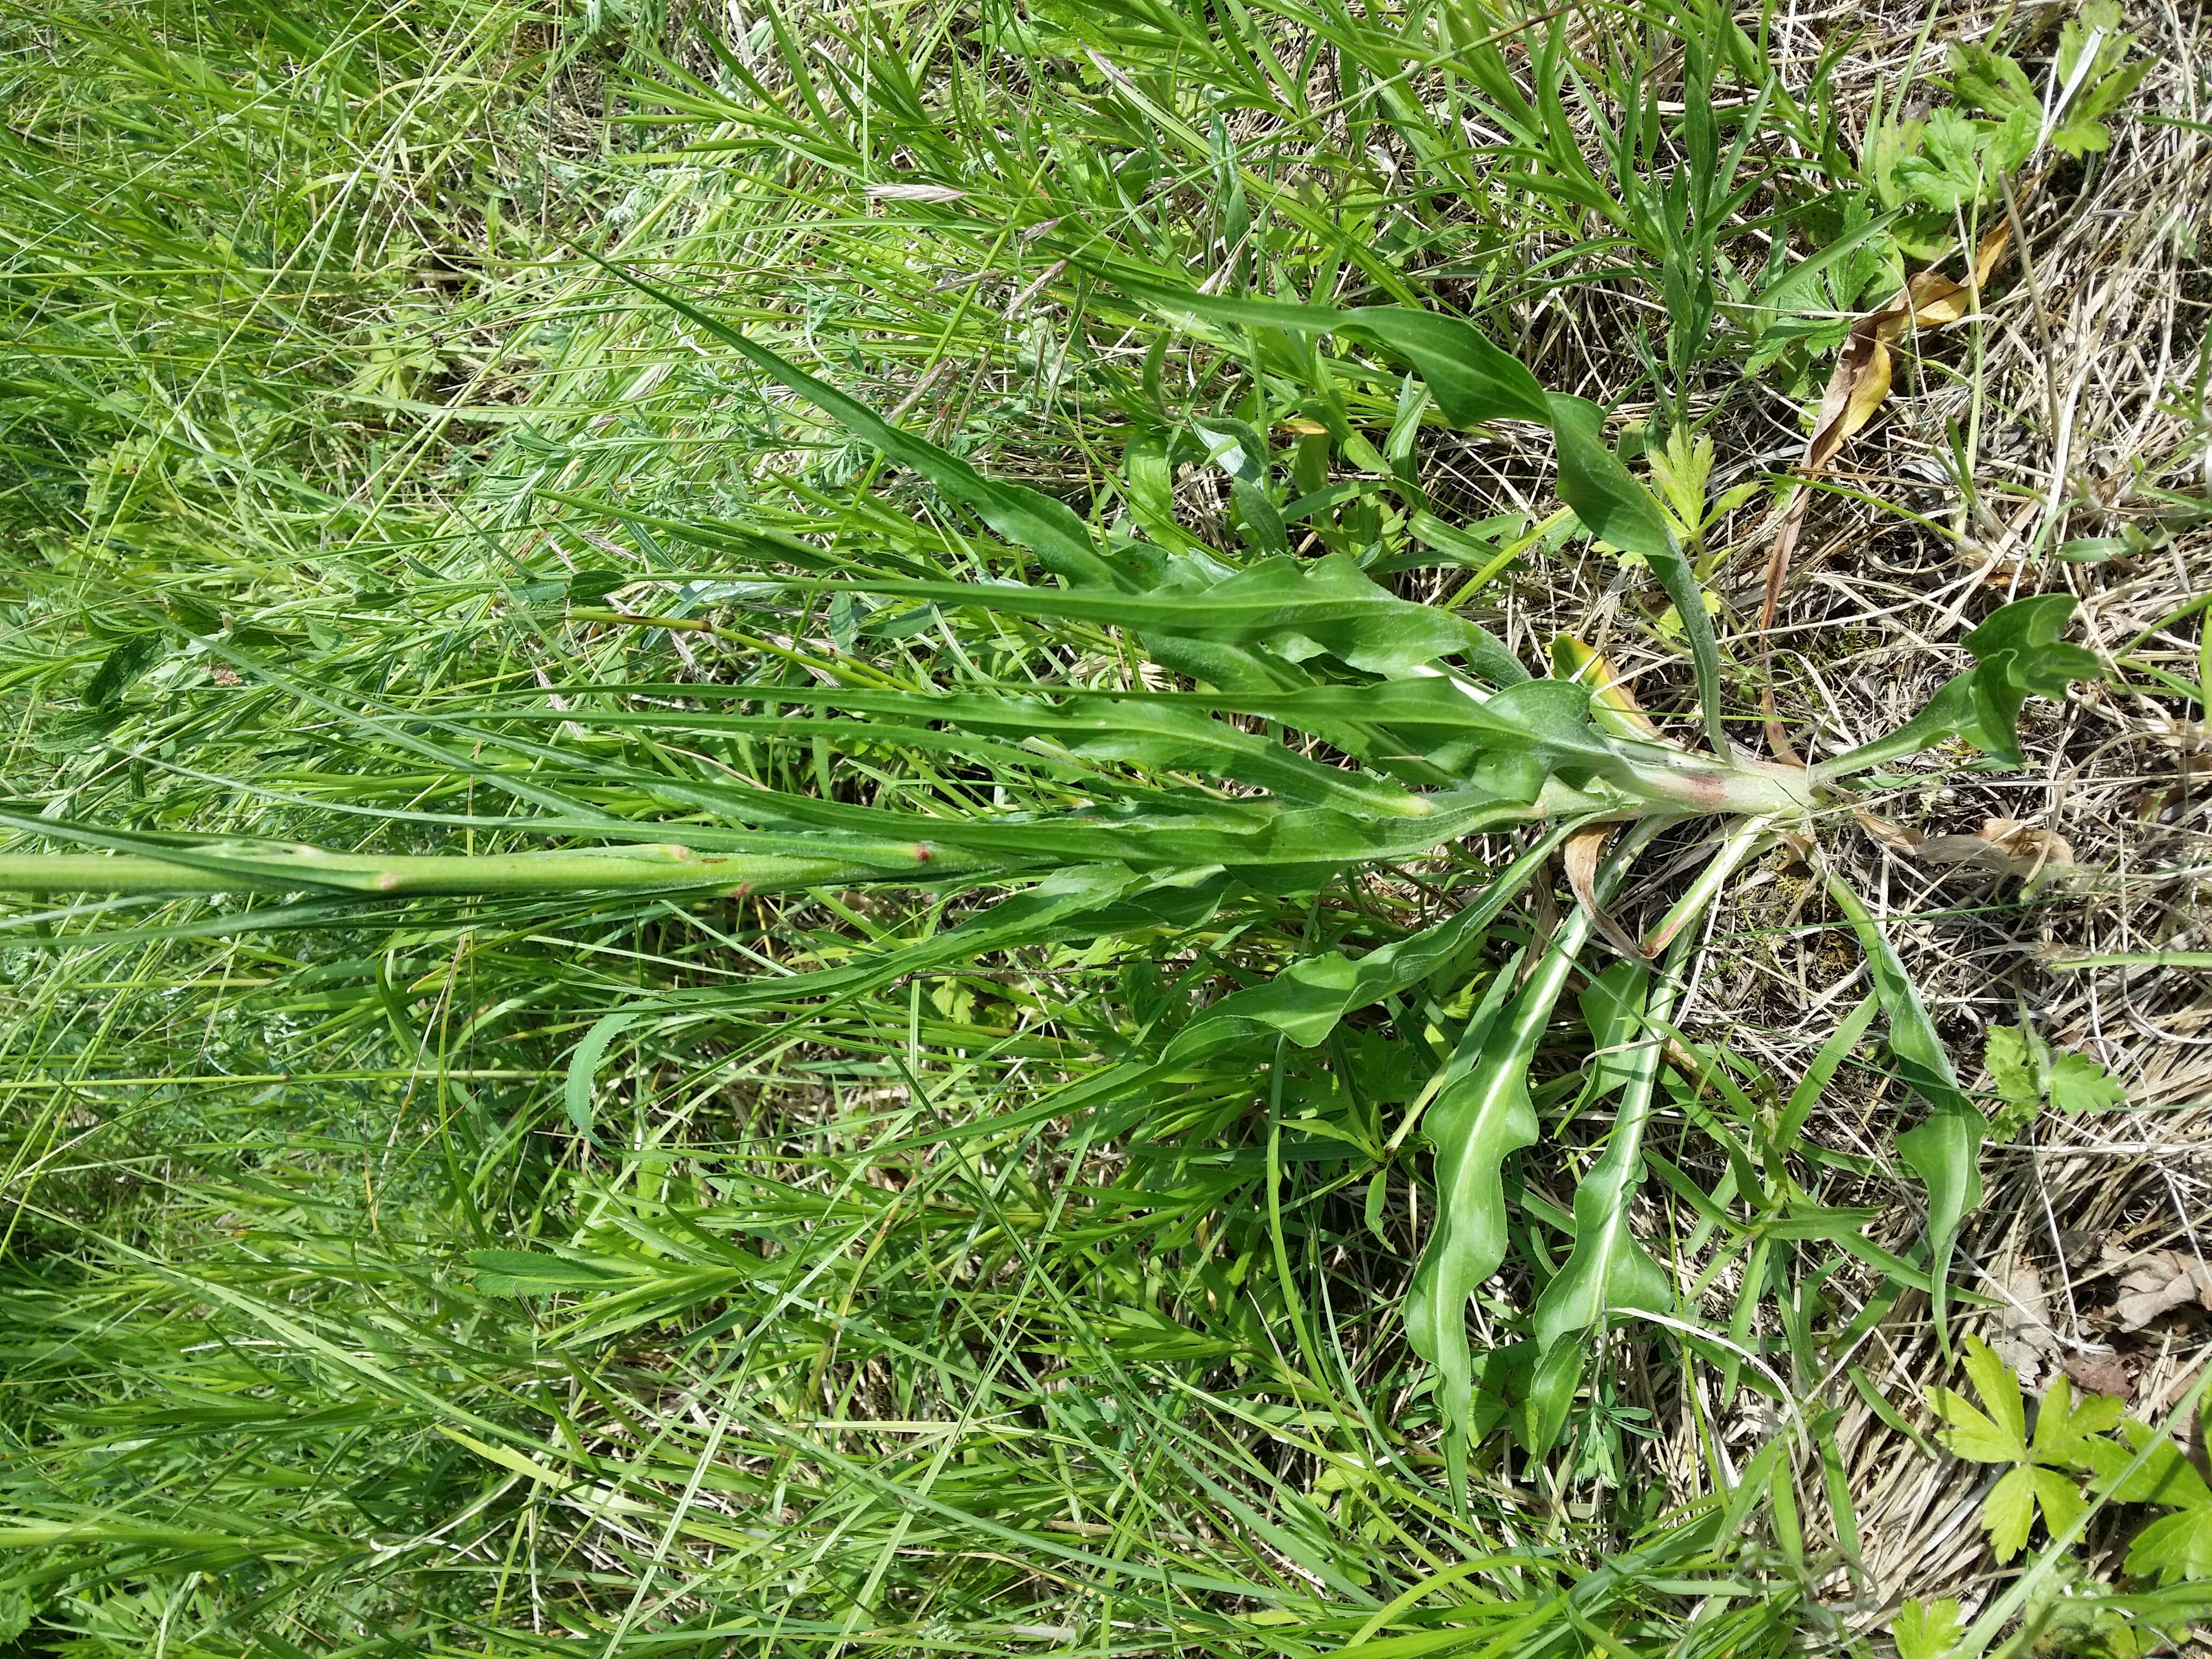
{"left": 1562, "top": 823, "right": 1650, "bottom": 964}
{"left": 1992, "top": 1258, "right": 2059, "bottom": 1386}
{"left": 2060, "top": 1228, "right": 2104, "bottom": 1272}
{"left": 2062, "top": 1350, "right": 2133, "bottom": 1401}
{"left": 2107, "top": 1248, "right": 2212, "bottom": 1331}
{"left": 2138, "top": 751, "right": 2209, "bottom": 823}
{"left": 1854, "top": 809, "right": 1923, "bottom": 853}
{"left": 1912, "top": 817, "right": 2078, "bottom": 886}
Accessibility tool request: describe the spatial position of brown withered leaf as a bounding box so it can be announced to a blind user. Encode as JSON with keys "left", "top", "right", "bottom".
{"left": 2109, "top": 1249, "right": 2212, "bottom": 1331}
{"left": 1912, "top": 816, "right": 2077, "bottom": 887}
{"left": 1983, "top": 819, "right": 2075, "bottom": 879}
{"left": 1991, "top": 1258, "right": 2059, "bottom": 1386}
{"left": 1562, "top": 824, "right": 1650, "bottom": 964}
{"left": 1759, "top": 222, "right": 2015, "bottom": 759}
{"left": 1855, "top": 809, "right": 1923, "bottom": 853}
{"left": 2062, "top": 1350, "right": 2133, "bottom": 1402}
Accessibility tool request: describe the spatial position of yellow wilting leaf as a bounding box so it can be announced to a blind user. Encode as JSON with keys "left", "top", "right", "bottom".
{"left": 1550, "top": 633, "right": 1672, "bottom": 745}
{"left": 1758, "top": 223, "right": 2015, "bottom": 758}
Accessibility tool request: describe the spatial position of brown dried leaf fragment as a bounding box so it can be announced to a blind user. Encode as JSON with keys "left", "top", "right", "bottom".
{"left": 1913, "top": 817, "right": 2078, "bottom": 886}
{"left": 1563, "top": 824, "right": 1650, "bottom": 964}
{"left": 1759, "top": 223, "right": 2016, "bottom": 759}
{"left": 2061, "top": 1351, "right": 2133, "bottom": 1402}
{"left": 2109, "top": 1249, "right": 2212, "bottom": 1331}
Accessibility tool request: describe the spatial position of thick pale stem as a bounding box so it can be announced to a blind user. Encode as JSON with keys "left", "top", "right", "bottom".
{"left": 1613, "top": 753, "right": 1819, "bottom": 821}
{"left": 0, "top": 846, "right": 929, "bottom": 897}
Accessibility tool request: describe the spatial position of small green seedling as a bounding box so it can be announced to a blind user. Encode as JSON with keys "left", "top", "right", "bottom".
{"left": 1893, "top": 1595, "right": 1964, "bottom": 1659}
{"left": 1928, "top": 1335, "right": 2125, "bottom": 1560}
{"left": 1864, "top": 2, "right": 2144, "bottom": 264}
{"left": 1984, "top": 1023, "right": 2127, "bottom": 1140}
{"left": 1641, "top": 425, "right": 1766, "bottom": 579}
{"left": 1950, "top": 1, "right": 2150, "bottom": 161}
{"left": 2068, "top": 1407, "right": 2212, "bottom": 1584}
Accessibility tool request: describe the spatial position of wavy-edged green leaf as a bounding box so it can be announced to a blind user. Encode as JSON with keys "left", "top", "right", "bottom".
{"left": 1530, "top": 957, "right": 1678, "bottom": 1365}
{"left": 593, "top": 257, "right": 1124, "bottom": 592}
{"left": 565, "top": 1008, "right": 636, "bottom": 1132}
{"left": 1407, "top": 904, "right": 1597, "bottom": 1439}
{"left": 1198, "top": 677, "right": 1614, "bottom": 788}
{"left": 1108, "top": 278, "right": 1553, "bottom": 428}
{"left": 1543, "top": 393, "right": 1725, "bottom": 750}
{"left": 1156, "top": 823, "right": 1574, "bottom": 1065}
{"left": 1578, "top": 958, "right": 1651, "bottom": 1098}
{"left": 1819, "top": 595, "right": 2103, "bottom": 775}
{"left": 1108, "top": 276, "right": 1724, "bottom": 742}
{"left": 605, "top": 863, "right": 1171, "bottom": 1023}
{"left": 590, "top": 257, "right": 1286, "bottom": 693}
{"left": 1828, "top": 873, "right": 1984, "bottom": 1348}
{"left": 1402, "top": 956, "right": 1534, "bottom": 1441}
{"left": 768, "top": 554, "right": 1527, "bottom": 684}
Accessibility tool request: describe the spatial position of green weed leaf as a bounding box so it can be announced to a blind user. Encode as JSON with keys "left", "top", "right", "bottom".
{"left": 1404, "top": 959, "right": 1537, "bottom": 1439}
{"left": 594, "top": 257, "right": 1129, "bottom": 593}
{"left": 2031, "top": 1374, "right": 2126, "bottom": 1459}
{"left": 1928, "top": 1339, "right": 2133, "bottom": 1563}
{"left": 1983, "top": 1464, "right": 2038, "bottom": 1559}
{"left": 84, "top": 634, "right": 166, "bottom": 708}
{"left": 1985, "top": 1024, "right": 2042, "bottom": 1126}
{"left": 2065, "top": 1409, "right": 2212, "bottom": 1582}
{"left": 1108, "top": 279, "right": 1552, "bottom": 428}
{"left": 1531, "top": 957, "right": 1676, "bottom": 1366}
{"left": 1546, "top": 395, "right": 1725, "bottom": 748}
{"left": 2078, "top": 1422, "right": 2212, "bottom": 1509}
{"left": 1984, "top": 1023, "right": 2126, "bottom": 1138}
{"left": 1109, "top": 278, "right": 1727, "bottom": 745}
{"left": 1948, "top": 43, "right": 2037, "bottom": 117}
{"left": 1894, "top": 1596, "right": 1964, "bottom": 1659}
{"left": 1939, "top": 1337, "right": 2028, "bottom": 1458}
{"left": 1991, "top": 1026, "right": 2123, "bottom": 1141}
{"left": 2127, "top": 1508, "right": 2212, "bottom": 1583}
{"left": 2052, "top": 1, "right": 2149, "bottom": 158}
{"left": 1160, "top": 829, "right": 1563, "bottom": 1065}
{"left": 1829, "top": 876, "right": 1983, "bottom": 1342}
{"left": 468, "top": 1250, "right": 631, "bottom": 1296}
{"left": 2050, "top": 1052, "right": 2128, "bottom": 1115}
{"left": 784, "top": 553, "right": 1526, "bottom": 685}
{"left": 565, "top": 1008, "right": 638, "bottom": 1132}
{"left": 1821, "top": 595, "right": 2102, "bottom": 776}
{"left": 1409, "top": 906, "right": 1608, "bottom": 1438}
{"left": 1893, "top": 107, "right": 2035, "bottom": 211}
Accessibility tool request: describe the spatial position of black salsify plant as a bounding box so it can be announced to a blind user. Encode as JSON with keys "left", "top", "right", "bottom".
{"left": 0, "top": 263, "right": 2101, "bottom": 1472}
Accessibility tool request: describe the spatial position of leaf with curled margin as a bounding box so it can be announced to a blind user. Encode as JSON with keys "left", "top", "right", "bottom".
{"left": 1821, "top": 595, "right": 2102, "bottom": 776}
{"left": 1107, "top": 278, "right": 1726, "bottom": 748}
{"left": 1531, "top": 960, "right": 1678, "bottom": 1366}
{"left": 1406, "top": 906, "right": 1596, "bottom": 1440}
{"left": 1828, "top": 873, "right": 1983, "bottom": 1351}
